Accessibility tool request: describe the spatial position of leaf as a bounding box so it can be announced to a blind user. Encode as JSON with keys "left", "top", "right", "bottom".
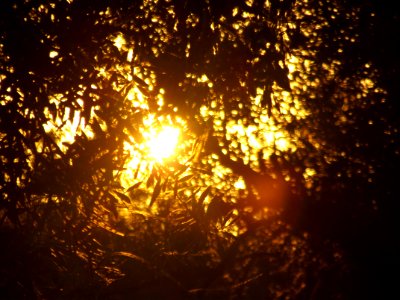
{"left": 146, "top": 170, "right": 155, "bottom": 187}
{"left": 133, "top": 161, "right": 142, "bottom": 179}
{"left": 91, "top": 117, "right": 104, "bottom": 137}
{"left": 261, "top": 87, "right": 272, "bottom": 118}
{"left": 114, "top": 191, "right": 131, "bottom": 204}
{"left": 174, "top": 163, "right": 190, "bottom": 177}
{"left": 162, "top": 177, "right": 169, "bottom": 192}
{"left": 131, "top": 74, "right": 148, "bottom": 88}
{"left": 106, "top": 192, "right": 120, "bottom": 217}
{"left": 198, "top": 186, "right": 211, "bottom": 206}
{"left": 274, "top": 65, "right": 291, "bottom": 91}
{"left": 111, "top": 251, "right": 184, "bottom": 290}
{"left": 178, "top": 174, "right": 194, "bottom": 183}
{"left": 126, "top": 181, "right": 142, "bottom": 193}
{"left": 48, "top": 103, "right": 57, "bottom": 121}
{"left": 149, "top": 180, "right": 162, "bottom": 207}
{"left": 112, "top": 251, "right": 147, "bottom": 265}
{"left": 173, "top": 180, "right": 178, "bottom": 201}
{"left": 206, "top": 196, "right": 232, "bottom": 221}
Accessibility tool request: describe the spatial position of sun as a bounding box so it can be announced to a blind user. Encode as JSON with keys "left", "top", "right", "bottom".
{"left": 147, "top": 126, "right": 180, "bottom": 161}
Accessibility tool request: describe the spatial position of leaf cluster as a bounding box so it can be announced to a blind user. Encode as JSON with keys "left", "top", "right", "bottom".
{"left": 1, "top": 0, "right": 399, "bottom": 299}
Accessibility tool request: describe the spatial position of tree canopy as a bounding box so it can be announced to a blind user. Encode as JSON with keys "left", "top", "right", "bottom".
{"left": 1, "top": 0, "right": 399, "bottom": 299}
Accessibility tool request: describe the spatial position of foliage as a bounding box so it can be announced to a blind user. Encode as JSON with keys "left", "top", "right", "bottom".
{"left": 1, "top": 0, "right": 399, "bottom": 299}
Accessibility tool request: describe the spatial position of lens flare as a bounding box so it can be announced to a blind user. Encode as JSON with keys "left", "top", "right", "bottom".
{"left": 147, "top": 126, "right": 180, "bottom": 161}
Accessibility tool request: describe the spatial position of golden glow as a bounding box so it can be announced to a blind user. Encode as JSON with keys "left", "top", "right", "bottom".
{"left": 42, "top": 95, "right": 93, "bottom": 152}
{"left": 120, "top": 113, "right": 192, "bottom": 190}
{"left": 49, "top": 50, "right": 58, "bottom": 58}
{"left": 234, "top": 177, "right": 246, "bottom": 189}
{"left": 113, "top": 34, "right": 126, "bottom": 50}
{"left": 147, "top": 126, "right": 180, "bottom": 162}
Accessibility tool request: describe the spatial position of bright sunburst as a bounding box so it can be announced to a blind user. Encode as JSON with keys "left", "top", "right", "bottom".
{"left": 147, "top": 126, "right": 180, "bottom": 161}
